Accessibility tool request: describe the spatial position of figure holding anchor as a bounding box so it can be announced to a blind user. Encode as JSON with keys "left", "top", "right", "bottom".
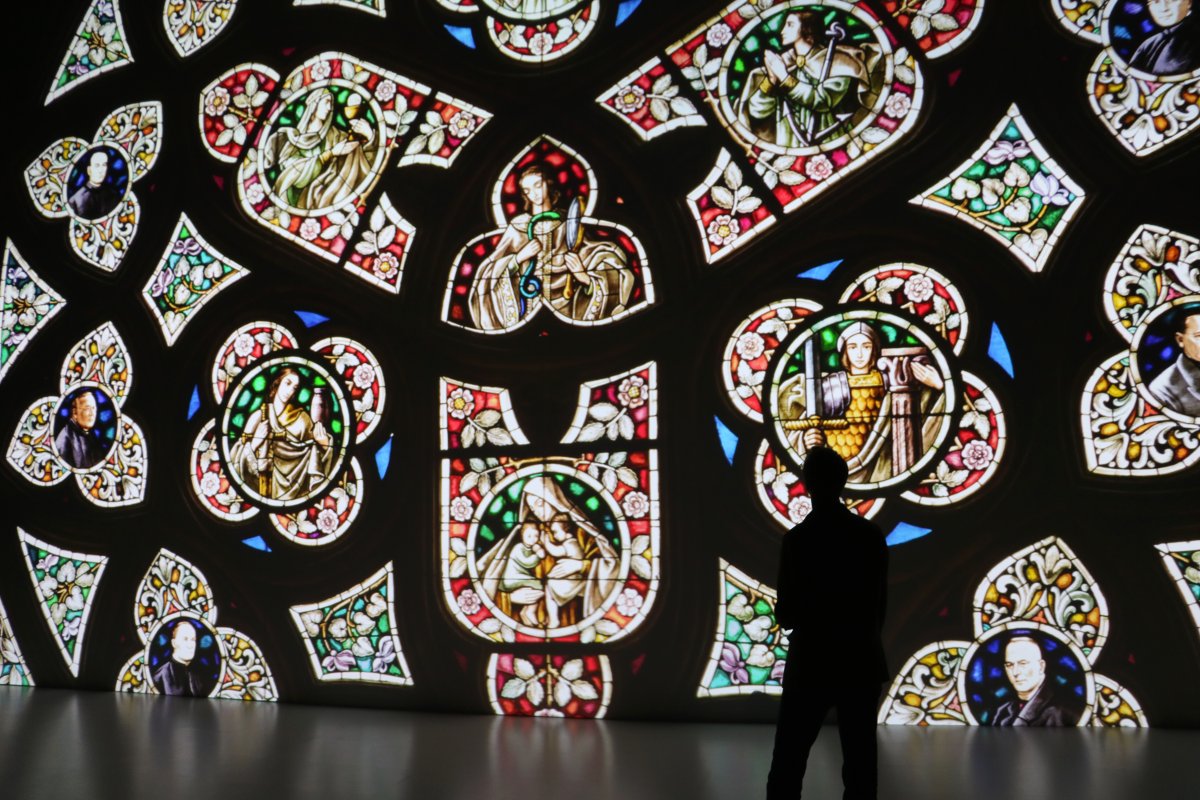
{"left": 735, "top": 9, "right": 883, "bottom": 149}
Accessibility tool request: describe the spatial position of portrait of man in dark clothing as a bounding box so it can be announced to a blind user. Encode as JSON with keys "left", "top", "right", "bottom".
{"left": 1128, "top": 0, "right": 1200, "bottom": 75}
{"left": 67, "top": 150, "right": 124, "bottom": 220}
{"left": 151, "top": 621, "right": 215, "bottom": 697}
{"left": 991, "top": 636, "right": 1079, "bottom": 727}
{"left": 1146, "top": 308, "right": 1200, "bottom": 417}
{"left": 767, "top": 447, "right": 888, "bottom": 800}
{"left": 54, "top": 390, "right": 108, "bottom": 470}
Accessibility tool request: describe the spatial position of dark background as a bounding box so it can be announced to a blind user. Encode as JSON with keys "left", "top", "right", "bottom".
{"left": 2, "top": 0, "right": 1198, "bottom": 725}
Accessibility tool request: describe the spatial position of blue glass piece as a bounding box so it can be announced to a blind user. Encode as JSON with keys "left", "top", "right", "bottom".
{"left": 615, "top": 0, "right": 643, "bottom": 26}
{"left": 885, "top": 522, "right": 932, "bottom": 546}
{"left": 445, "top": 24, "right": 476, "bottom": 48}
{"left": 242, "top": 536, "right": 271, "bottom": 552}
{"left": 988, "top": 323, "right": 1014, "bottom": 378}
{"left": 797, "top": 259, "right": 843, "bottom": 280}
{"left": 714, "top": 416, "right": 738, "bottom": 465}
{"left": 294, "top": 310, "right": 330, "bottom": 328}
{"left": 187, "top": 385, "right": 201, "bottom": 420}
{"left": 375, "top": 434, "right": 394, "bottom": 479}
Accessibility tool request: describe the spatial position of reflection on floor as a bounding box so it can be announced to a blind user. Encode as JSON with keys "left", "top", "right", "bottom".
{"left": 0, "top": 687, "right": 1190, "bottom": 800}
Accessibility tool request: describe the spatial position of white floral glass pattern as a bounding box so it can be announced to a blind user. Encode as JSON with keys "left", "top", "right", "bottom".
{"left": 289, "top": 563, "right": 414, "bottom": 685}
{"left": 1083, "top": 224, "right": 1200, "bottom": 477}
{"left": 116, "top": 549, "right": 278, "bottom": 701}
{"left": 1, "top": 239, "right": 66, "bottom": 385}
{"left": 24, "top": 102, "right": 162, "bottom": 271}
{"left": 440, "top": 378, "right": 530, "bottom": 450}
{"left": 488, "top": 653, "right": 611, "bottom": 717}
{"left": 1058, "top": 1, "right": 1200, "bottom": 155}
{"left": 6, "top": 322, "right": 147, "bottom": 507}
{"left": 880, "top": 536, "right": 1144, "bottom": 727}
{"left": 295, "top": 0, "right": 386, "bottom": 15}
{"left": 687, "top": 149, "right": 777, "bottom": 264}
{"left": 18, "top": 529, "right": 108, "bottom": 677}
{"left": 0, "top": 595, "right": 34, "bottom": 687}
{"left": 698, "top": 560, "right": 788, "bottom": 698}
{"left": 164, "top": 0, "right": 239, "bottom": 57}
{"left": 596, "top": 57, "right": 706, "bottom": 141}
{"left": 47, "top": 0, "right": 133, "bottom": 105}
{"left": 142, "top": 213, "right": 250, "bottom": 346}
{"left": 911, "top": 104, "right": 1085, "bottom": 273}
{"left": 1156, "top": 540, "right": 1200, "bottom": 640}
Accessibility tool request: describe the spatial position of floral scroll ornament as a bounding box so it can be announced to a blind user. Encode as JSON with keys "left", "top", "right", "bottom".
{"left": 879, "top": 536, "right": 1147, "bottom": 727}
{"left": 1082, "top": 224, "right": 1200, "bottom": 477}
{"left": 25, "top": 102, "right": 162, "bottom": 272}
{"left": 116, "top": 549, "right": 278, "bottom": 701}
{"left": 913, "top": 104, "right": 1085, "bottom": 273}
{"left": 722, "top": 263, "right": 1006, "bottom": 529}
{"left": 142, "top": 213, "right": 250, "bottom": 346}
{"left": 698, "top": 561, "right": 789, "bottom": 697}
{"left": 1157, "top": 540, "right": 1200, "bottom": 642}
{"left": 294, "top": 0, "right": 385, "bottom": 17}
{"left": 6, "top": 322, "right": 147, "bottom": 507}
{"left": 18, "top": 529, "right": 108, "bottom": 677}
{"left": 163, "top": 0, "right": 239, "bottom": 57}
{"left": 1055, "top": 0, "right": 1200, "bottom": 156}
{"left": 289, "top": 563, "right": 413, "bottom": 686}
{"left": 488, "top": 654, "right": 611, "bottom": 718}
{"left": 881, "top": 0, "right": 986, "bottom": 59}
{"left": 47, "top": 0, "right": 133, "bottom": 105}
{"left": 189, "top": 321, "right": 387, "bottom": 546}
{"left": 435, "top": 0, "right": 600, "bottom": 63}
{"left": 0, "top": 595, "right": 34, "bottom": 687}
{"left": 1, "top": 240, "right": 66, "bottom": 385}
{"left": 596, "top": 57, "right": 706, "bottom": 141}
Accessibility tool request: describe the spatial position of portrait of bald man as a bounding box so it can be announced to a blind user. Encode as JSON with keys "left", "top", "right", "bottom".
{"left": 1129, "top": 0, "right": 1200, "bottom": 75}
{"left": 991, "top": 636, "right": 1080, "bottom": 727}
{"left": 151, "top": 621, "right": 212, "bottom": 697}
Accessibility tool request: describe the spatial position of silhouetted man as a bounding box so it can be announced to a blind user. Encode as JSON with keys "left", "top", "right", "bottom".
{"left": 767, "top": 447, "right": 888, "bottom": 800}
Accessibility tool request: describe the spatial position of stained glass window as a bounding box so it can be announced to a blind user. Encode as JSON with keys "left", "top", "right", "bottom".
{"left": 4, "top": 0, "right": 1196, "bottom": 728}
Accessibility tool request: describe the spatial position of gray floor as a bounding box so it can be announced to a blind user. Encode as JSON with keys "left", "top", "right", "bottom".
{"left": 0, "top": 687, "right": 1191, "bottom": 799}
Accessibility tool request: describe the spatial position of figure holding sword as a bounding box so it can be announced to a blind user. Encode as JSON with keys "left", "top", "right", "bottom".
{"left": 735, "top": 9, "right": 881, "bottom": 149}
{"left": 777, "top": 321, "right": 947, "bottom": 484}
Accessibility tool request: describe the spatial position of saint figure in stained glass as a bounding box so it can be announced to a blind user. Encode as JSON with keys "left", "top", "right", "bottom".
{"left": 468, "top": 166, "right": 634, "bottom": 330}
{"left": 225, "top": 364, "right": 343, "bottom": 505}
{"left": 734, "top": 9, "right": 882, "bottom": 150}
{"left": 476, "top": 474, "right": 621, "bottom": 629}
{"left": 264, "top": 87, "right": 381, "bottom": 213}
{"left": 773, "top": 313, "right": 953, "bottom": 489}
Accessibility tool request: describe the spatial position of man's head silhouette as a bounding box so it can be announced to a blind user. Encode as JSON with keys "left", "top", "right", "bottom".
{"left": 803, "top": 446, "right": 848, "bottom": 504}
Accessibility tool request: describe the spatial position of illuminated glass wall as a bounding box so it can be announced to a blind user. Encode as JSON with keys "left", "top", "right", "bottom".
{"left": 2, "top": 1, "right": 1198, "bottom": 726}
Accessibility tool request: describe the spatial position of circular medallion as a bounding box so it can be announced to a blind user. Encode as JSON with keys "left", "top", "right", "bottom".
{"left": 1130, "top": 295, "right": 1200, "bottom": 424}
{"left": 220, "top": 354, "right": 352, "bottom": 510}
{"left": 768, "top": 307, "right": 957, "bottom": 492}
{"left": 718, "top": 1, "right": 895, "bottom": 157}
{"left": 1102, "top": 0, "right": 1200, "bottom": 82}
{"left": 257, "top": 80, "right": 388, "bottom": 216}
{"left": 65, "top": 144, "right": 129, "bottom": 221}
{"left": 145, "top": 614, "right": 226, "bottom": 698}
{"left": 466, "top": 463, "right": 632, "bottom": 638}
{"left": 958, "top": 622, "right": 1095, "bottom": 727}
{"left": 52, "top": 382, "right": 119, "bottom": 473}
